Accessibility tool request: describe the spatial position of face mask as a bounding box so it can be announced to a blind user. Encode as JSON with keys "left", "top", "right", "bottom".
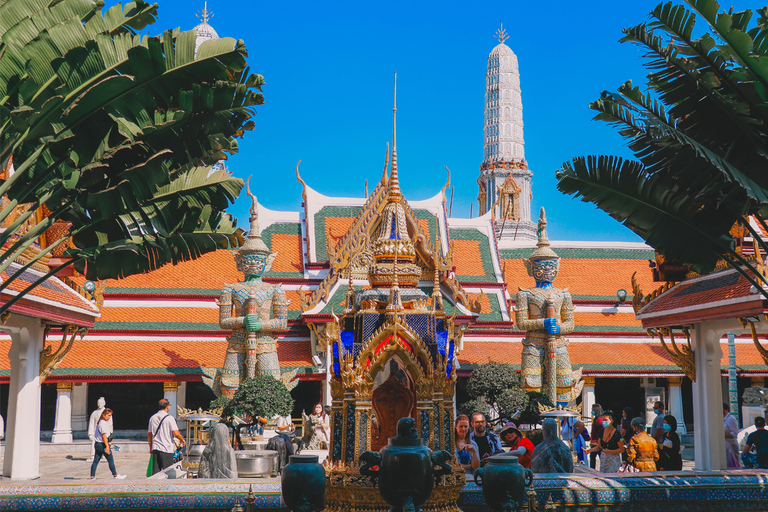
{"left": 591, "top": 411, "right": 596, "bottom": 416}
{"left": 663, "top": 423, "right": 672, "bottom": 432}
{"left": 653, "top": 409, "right": 660, "bottom": 415}
{"left": 602, "top": 421, "right": 610, "bottom": 428}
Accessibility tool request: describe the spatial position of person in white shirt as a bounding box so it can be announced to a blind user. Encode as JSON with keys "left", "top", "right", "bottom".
{"left": 147, "top": 399, "right": 185, "bottom": 475}
{"left": 90, "top": 408, "right": 125, "bottom": 479}
{"left": 88, "top": 397, "right": 112, "bottom": 458}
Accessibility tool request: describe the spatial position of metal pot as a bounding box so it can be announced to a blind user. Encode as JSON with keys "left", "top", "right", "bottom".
{"left": 183, "top": 444, "right": 206, "bottom": 475}
{"left": 236, "top": 450, "right": 278, "bottom": 478}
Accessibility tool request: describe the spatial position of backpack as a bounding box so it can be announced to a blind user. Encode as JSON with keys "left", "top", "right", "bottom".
{"left": 755, "top": 430, "right": 768, "bottom": 467}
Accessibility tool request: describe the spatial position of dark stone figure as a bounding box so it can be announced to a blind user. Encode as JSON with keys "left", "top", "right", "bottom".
{"left": 198, "top": 423, "right": 237, "bottom": 479}
{"left": 530, "top": 418, "right": 573, "bottom": 474}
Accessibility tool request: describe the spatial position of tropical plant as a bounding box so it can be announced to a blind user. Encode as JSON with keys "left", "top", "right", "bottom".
{"left": 0, "top": 0, "right": 264, "bottom": 312}
{"left": 212, "top": 375, "right": 295, "bottom": 449}
{"left": 459, "top": 361, "right": 528, "bottom": 425}
{"left": 556, "top": 0, "right": 768, "bottom": 297}
{"left": 216, "top": 375, "right": 294, "bottom": 421}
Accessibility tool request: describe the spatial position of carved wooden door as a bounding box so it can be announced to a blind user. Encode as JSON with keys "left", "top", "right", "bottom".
{"left": 371, "top": 371, "right": 415, "bottom": 451}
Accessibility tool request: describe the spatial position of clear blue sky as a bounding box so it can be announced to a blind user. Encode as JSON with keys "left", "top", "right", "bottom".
{"left": 126, "top": 0, "right": 754, "bottom": 242}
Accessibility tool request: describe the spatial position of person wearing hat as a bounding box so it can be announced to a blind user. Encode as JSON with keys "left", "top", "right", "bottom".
{"left": 500, "top": 422, "right": 535, "bottom": 469}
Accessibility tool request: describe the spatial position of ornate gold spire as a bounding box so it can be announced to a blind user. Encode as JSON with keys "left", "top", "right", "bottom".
{"left": 239, "top": 176, "right": 271, "bottom": 256}
{"left": 432, "top": 235, "right": 443, "bottom": 312}
{"left": 389, "top": 72, "right": 401, "bottom": 202}
{"left": 367, "top": 75, "right": 420, "bottom": 289}
{"left": 528, "top": 207, "right": 559, "bottom": 261}
{"left": 495, "top": 22, "right": 508, "bottom": 44}
{"left": 197, "top": 1, "right": 213, "bottom": 23}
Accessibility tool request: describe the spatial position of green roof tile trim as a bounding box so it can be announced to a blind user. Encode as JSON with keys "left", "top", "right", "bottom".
{"left": 449, "top": 228, "right": 495, "bottom": 282}
{"left": 0, "top": 365, "right": 317, "bottom": 377}
{"left": 93, "top": 322, "right": 222, "bottom": 331}
{"left": 317, "top": 285, "right": 462, "bottom": 316}
{"left": 573, "top": 325, "right": 646, "bottom": 333}
{"left": 313, "top": 206, "right": 362, "bottom": 262}
{"left": 263, "top": 222, "right": 304, "bottom": 278}
{"left": 412, "top": 209, "right": 438, "bottom": 244}
{"left": 499, "top": 248, "right": 655, "bottom": 260}
{"left": 477, "top": 293, "right": 503, "bottom": 321}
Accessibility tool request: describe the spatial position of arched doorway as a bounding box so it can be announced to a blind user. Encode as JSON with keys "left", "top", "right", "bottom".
{"left": 371, "top": 357, "right": 416, "bottom": 451}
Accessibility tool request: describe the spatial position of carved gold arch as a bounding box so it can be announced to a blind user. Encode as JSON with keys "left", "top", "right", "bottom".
{"left": 357, "top": 318, "right": 433, "bottom": 382}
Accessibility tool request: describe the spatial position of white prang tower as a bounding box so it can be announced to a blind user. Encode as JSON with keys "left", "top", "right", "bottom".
{"left": 477, "top": 24, "right": 537, "bottom": 241}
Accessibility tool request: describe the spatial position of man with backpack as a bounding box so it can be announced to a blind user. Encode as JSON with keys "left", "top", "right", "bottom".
{"left": 741, "top": 416, "right": 768, "bottom": 469}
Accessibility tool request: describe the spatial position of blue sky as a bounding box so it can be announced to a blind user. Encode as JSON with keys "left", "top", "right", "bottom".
{"left": 132, "top": 0, "right": 753, "bottom": 242}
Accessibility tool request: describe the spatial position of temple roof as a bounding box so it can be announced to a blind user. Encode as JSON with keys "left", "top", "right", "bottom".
{"left": 1, "top": 261, "right": 100, "bottom": 326}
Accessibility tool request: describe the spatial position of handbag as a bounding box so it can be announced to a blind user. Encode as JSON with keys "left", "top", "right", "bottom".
{"left": 618, "top": 461, "right": 639, "bottom": 473}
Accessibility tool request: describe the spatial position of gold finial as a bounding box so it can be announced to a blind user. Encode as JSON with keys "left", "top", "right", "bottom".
{"left": 197, "top": 1, "right": 213, "bottom": 23}
{"left": 496, "top": 22, "right": 508, "bottom": 44}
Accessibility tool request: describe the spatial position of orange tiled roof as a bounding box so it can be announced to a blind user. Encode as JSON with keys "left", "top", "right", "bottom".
{"left": 1, "top": 262, "right": 98, "bottom": 314}
{"left": 98, "top": 251, "right": 242, "bottom": 292}
{"left": 640, "top": 269, "right": 751, "bottom": 315}
{"left": 453, "top": 240, "right": 487, "bottom": 278}
{"left": 458, "top": 340, "right": 768, "bottom": 371}
{"left": 503, "top": 258, "right": 656, "bottom": 300}
{"left": 0, "top": 338, "right": 313, "bottom": 376}
{"left": 270, "top": 233, "right": 303, "bottom": 274}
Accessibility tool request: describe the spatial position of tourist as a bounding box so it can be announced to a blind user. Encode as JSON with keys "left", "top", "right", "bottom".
{"left": 88, "top": 397, "right": 111, "bottom": 458}
{"left": 723, "top": 402, "right": 740, "bottom": 468}
{"left": 274, "top": 411, "right": 295, "bottom": 438}
{"left": 500, "top": 422, "right": 534, "bottom": 469}
{"left": 589, "top": 403, "right": 604, "bottom": 470}
{"left": 572, "top": 420, "right": 590, "bottom": 465}
{"left": 90, "top": 408, "right": 125, "bottom": 479}
{"left": 148, "top": 398, "right": 186, "bottom": 475}
{"left": 741, "top": 416, "right": 768, "bottom": 469}
{"left": 470, "top": 412, "right": 503, "bottom": 465}
{"left": 454, "top": 414, "right": 480, "bottom": 472}
{"left": 657, "top": 415, "right": 682, "bottom": 471}
{"left": 626, "top": 417, "right": 658, "bottom": 471}
{"left": 620, "top": 407, "right": 633, "bottom": 460}
{"left": 591, "top": 411, "right": 624, "bottom": 473}
{"left": 310, "top": 403, "right": 330, "bottom": 448}
{"left": 650, "top": 401, "right": 666, "bottom": 440}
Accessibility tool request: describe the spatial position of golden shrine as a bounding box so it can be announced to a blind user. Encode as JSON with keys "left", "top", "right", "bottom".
{"left": 318, "top": 83, "right": 466, "bottom": 512}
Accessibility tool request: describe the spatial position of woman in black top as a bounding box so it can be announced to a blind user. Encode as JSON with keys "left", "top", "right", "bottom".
{"left": 657, "top": 415, "right": 683, "bottom": 471}
{"left": 620, "top": 407, "right": 633, "bottom": 461}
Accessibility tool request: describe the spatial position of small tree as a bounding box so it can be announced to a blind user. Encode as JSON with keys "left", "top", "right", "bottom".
{"left": 210, "top": 375, "right": 294, "bottom": 449}
{"left": 460, "top": 362, "right": 528, "bottom": 426}
{"left": 518, "top": 391, "right": 554, "bottom": 427}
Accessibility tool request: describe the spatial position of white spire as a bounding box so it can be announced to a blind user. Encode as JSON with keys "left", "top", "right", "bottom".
{"left": 483, "top": 23, "right": 524, "bottom": 164}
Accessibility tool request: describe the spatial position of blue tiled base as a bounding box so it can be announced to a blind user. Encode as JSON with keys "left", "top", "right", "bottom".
{"left": 0, "top": 471, "right": 766, "bottom": 511}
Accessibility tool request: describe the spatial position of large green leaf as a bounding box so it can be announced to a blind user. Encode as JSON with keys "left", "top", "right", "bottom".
{"left": 559, "top": 0, "right": 768, "bottom": 281}
{"left": 0, "top": 0, "right": 262, "bottom": 311}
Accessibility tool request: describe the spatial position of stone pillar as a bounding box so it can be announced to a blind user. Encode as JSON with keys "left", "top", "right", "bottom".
{"left": 51, "top": 382, "right": 73, "bottom": 444}
{"left": 2, "top": 315, "right": 45, "bottom": 479}
{"left": 690, "top": 321, "right": 727, "bottom": 470}
{"left": 163, "top": 381, "right": 179, "bottom": 418}
{"left": 176, "top": 382, "right": 187, "bottom": 429}
{"left": 71, "top": 382, "right": 88, "bottom": 432}
{"left": 668, "top": 377, "right": 687, "bottom": 435}
{"left": 581, "top": 377, "right": 596, "bottom": 429}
